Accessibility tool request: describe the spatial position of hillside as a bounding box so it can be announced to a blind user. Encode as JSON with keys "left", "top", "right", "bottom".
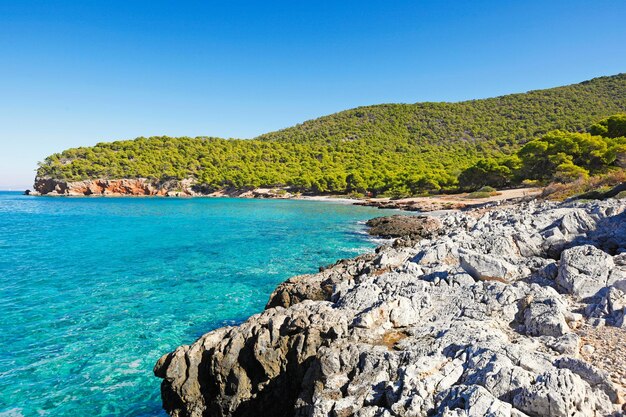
{"left": 35, "top": 74, "right": 626, "bottom": 196}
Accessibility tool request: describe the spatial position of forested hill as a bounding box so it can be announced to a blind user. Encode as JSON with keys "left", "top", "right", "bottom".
{"left": 36, "top": 74, "right": 626, "bottom": 196}
{"left": 258, "top": 74, "right": 626, "bottom": 147}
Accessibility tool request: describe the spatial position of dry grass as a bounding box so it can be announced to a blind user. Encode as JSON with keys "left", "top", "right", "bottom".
{"left": 540, "top": 170, "right": 626, "bottom": 201}
{"left": 375, "top": 330, "right": 410, "bottom": 350}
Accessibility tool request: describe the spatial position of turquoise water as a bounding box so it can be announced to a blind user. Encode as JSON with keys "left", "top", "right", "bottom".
{"left": 0, "top": 192, "right": 384, "bottom": 416}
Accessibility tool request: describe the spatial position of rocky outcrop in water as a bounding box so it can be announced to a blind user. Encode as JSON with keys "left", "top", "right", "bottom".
{"left": 365, "top": 215, "right": 443, "bottom": 240}
{"left": 155, "top": 198, "right": 626, "bottom": 417}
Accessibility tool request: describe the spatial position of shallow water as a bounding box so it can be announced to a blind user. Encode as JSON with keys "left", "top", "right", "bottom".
{"left": 0, "top": 192, "right": 384, "bottom": 416}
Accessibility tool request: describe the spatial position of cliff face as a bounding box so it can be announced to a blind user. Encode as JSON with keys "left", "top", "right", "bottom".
{"left": 31, "top": 178, "right": 298, "bottom": 198}
{"left": 154, "top": 198, "right": 626, "bottom": 417}
{"left": 32, "top": 177, "right": 201, "bottom": 196}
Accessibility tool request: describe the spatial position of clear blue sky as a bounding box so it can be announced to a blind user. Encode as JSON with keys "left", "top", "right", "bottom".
{"left": 1, "top": 0, "right": 625, "bottom": 188}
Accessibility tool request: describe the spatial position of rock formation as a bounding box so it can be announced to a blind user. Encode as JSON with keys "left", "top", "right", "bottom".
{"left": 354, "top": 199, "right": 467, "bottom": 212}
{"left": 32, "top": 177, "right": 201, "bottom": 196}
{"left": 365, "top": 215, "right": 442, "bottom": 240}
{"left": 31, "top": 177, "right": 297, "bottom": 198}
{"left": 155, "top": 198, "right": 626, "bottom": 417}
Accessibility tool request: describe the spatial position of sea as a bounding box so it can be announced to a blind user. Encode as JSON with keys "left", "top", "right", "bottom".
{"left": 0, "top": 191, "right": 385, "bottom": 416}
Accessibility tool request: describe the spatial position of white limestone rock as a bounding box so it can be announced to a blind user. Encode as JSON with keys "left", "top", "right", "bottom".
{"left": 556, "top": 245, "right": 615, "bottom": 299}
{"left": 155, "top": 198, "right": 626, "bottom": 417}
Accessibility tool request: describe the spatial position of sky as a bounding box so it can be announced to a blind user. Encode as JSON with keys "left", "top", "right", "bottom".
{"left": 1, "top": 1, "right": 625, "bottom": 189}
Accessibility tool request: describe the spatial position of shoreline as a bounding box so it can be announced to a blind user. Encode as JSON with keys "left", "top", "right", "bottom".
{"left": 154, "top": 196, "right": 626, "bottom": 416}
{"left": 27, "top": 178, "right": 542, "bottom": 212}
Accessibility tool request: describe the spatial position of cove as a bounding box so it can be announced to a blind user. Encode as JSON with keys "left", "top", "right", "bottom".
{"left": 0, "top": 192, "right": 383, "bottom": 416}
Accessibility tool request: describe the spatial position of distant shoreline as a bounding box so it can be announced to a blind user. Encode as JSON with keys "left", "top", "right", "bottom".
{"left": 26, "top": 178, "right": 542, "bottom": 212}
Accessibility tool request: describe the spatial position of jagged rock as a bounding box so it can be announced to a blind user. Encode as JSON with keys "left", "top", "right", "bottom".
{"left": 412, "top": 239, "right": 459, "bottom": 266}
{"left": 156, "top": 198, "right": 626, "bottom": 417}
{"left": 265, "top": 273, "right": 330, "bottom": 309}
{"left": 556, "top": 245, "right": 615, "bottom": 299}
{"left": 559, "top": 209, "right": 597, "bottom": 235}
{"left": 555, "top": 357, "right": 619, "bottom": 403}
{"left": 607, "top": 287, "right": 626, "bottom": 313}
{"left": 523, "top": 294, "right": 570, "bottom": 337}
{"left": 546, "top": 332, "right": 581, "bottom": 355}
{"left": 459, "top": 248, "right": 528, "bottom": 283}
{"left": 436, "top": 385, "right": 517, "bottom": 417}
{"left": 155, "top": 301, "right": 350, "bottom": 417}
{"left": 511, "top": 369, "right": 614, "bottom": 417}
{"left": 33, "top": 177, "right": 202, "bottom": 196}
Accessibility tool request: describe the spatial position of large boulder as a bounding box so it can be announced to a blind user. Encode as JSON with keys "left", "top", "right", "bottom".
{"left": 556, "top": 245, "right": 615, "bottom": 299}
{"left": 366, "top": 215, "right": 442, "bottom": 239}
{"left": 459, "top": 248, "right": 529, "bottom": 283}
{"left": 523, "top": 295, "right": 570, "bottom": 337}
{"left": 154, "top": 301, "right": 349, "bottom": 417}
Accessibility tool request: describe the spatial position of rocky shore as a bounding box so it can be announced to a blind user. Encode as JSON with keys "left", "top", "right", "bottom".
{"left": 31, "top": 177, "right": 198, "bottom": 196}
{"left": 30, "top": 177, "right": 296, "bottom": 198}
{"left": 29, "top": 178, "right": 538, "bottom": 212}
{"left": 154, "top": 196, "right": 626, "bottom": 417}
{"left": 25, "top": 178, "right": 539, "bottom": 213}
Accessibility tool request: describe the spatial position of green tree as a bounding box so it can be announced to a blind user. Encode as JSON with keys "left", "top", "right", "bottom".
{"left": 458, "top": 159, "right": 512, "bottom": 190}
{"left": 590, "top": 114, "right": 626, "bottom": 138}
{"left": 518, "top": 131, "right": 614, "bottom": 181}
{"left": 346, "top": 171, "right": 367, "bottom": 193}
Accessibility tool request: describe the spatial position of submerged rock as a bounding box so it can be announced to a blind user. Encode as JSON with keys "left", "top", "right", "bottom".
{"left": 155, "top": 197, "right": 626, "bottom": 416}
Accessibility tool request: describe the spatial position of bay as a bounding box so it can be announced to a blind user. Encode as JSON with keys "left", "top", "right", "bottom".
{"left": 0, "top": 192, "right": 383, "bottom": 416}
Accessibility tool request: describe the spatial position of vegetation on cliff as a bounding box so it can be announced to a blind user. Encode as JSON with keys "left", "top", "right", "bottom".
{"left": 37, "top": 74, "right": 626, "bottom": 196}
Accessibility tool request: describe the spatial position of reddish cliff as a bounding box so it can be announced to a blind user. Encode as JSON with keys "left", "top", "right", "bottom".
{"left": 32, "top": 178, "right": 200, "bottom": 196}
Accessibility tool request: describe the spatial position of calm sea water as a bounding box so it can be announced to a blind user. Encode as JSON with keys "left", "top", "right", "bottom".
{"left": 0, "top": 192, "right": 384, "bottom": 417}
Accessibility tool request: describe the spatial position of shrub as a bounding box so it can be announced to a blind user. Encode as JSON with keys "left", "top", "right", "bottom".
{"left": 541, "top": 169, "right": 626, "bottom": 200}
{"left": 589, "top": 114, "right": 626, "bottom": 138}
{"left": 553, "top": 163, "right": 589, "bottom": 183}
{"left": 518, "top": 131, "right": 613, "bottom": 181}
{"left": 465, "top": 186, "right": 500, "bottom": 199}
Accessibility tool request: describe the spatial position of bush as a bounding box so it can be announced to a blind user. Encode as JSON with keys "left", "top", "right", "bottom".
{"left": 465, "top": 186, "right": 500, "bottom": 199}
{"left": 541, "top": 169, "right": 626, "bottom": 200}
{"left": 521, "top": 179, "right": 541, "bottom": 187}
{"left": 518, "top": 131, "right": 614, "bottom": 181}
{"left": 589, "top": 114, "right": 626, "bottom": 138}
{"left": 553, "top": 163, "right": 589, "bottom": 183}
